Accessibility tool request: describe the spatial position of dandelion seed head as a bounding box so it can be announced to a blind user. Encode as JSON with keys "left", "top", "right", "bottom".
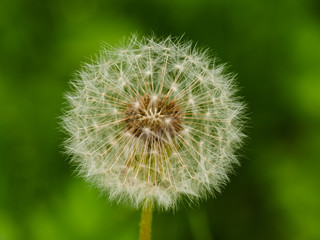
{"left": 62, "top": 35, "right": 246, "bottom": 210}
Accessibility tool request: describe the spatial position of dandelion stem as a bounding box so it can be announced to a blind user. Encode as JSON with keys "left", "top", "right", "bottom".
{"left": 139, "top": 202, "right": 153, "bottom": 240}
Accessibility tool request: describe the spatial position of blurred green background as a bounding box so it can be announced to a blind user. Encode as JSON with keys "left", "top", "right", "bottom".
{"left": 1, "top": 0, "right": 320, "bottom": 239}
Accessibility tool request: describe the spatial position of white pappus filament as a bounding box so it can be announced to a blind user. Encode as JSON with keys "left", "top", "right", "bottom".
{"left": 62, "top": 35, "right": 246, "bottom": 210}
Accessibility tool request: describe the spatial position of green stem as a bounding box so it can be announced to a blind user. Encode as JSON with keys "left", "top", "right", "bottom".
{"left": 139, "top": 202, "right": 153, "bottom": 240}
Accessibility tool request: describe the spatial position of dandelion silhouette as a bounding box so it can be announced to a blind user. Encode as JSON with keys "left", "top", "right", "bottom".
{"left": 62, "top": 35, "right": 246, "bottom": 240}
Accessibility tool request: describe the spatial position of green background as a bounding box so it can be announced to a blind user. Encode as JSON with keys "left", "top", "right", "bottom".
{"left": 1, "top": 0, "right": 320, "bottom": 239}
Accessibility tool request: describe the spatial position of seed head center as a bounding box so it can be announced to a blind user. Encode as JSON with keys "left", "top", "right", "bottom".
{"left": 144, "top": 108, "right": 163, "bottom": 121}
{"left": 124, "top": 95, "right": 183, "bottom": 142}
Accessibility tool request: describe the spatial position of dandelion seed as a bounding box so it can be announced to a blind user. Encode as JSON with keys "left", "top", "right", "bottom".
{"left": 62, "top": 35, "right": 246, "bottom": 212}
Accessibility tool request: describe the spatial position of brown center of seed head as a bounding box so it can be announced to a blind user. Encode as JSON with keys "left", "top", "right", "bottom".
{"left": 124, "top": 95, "right": 183, "bottom": 142}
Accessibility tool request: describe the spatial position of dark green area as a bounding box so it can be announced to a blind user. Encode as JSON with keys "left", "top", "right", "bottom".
{"left": 1, "top": 0, "right": 320, "bottom": 239}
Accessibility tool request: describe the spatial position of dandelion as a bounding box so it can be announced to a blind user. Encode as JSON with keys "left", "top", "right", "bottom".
{"left": 62, "top": 35, "right": 246, "bottom": 240}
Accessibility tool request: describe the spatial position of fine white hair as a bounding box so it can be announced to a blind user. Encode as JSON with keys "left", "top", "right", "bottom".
{"left": 62, "top": 35, "right": 246, "bottom": 210}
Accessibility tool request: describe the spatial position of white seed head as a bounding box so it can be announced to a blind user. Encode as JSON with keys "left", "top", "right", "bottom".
{"left": 62, "top": 35, "right": 246, "bottom": 210}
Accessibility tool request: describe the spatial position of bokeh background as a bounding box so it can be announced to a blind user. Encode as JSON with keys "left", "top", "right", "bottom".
{"left": 1, "top": 0, "right": 320, "bottom": 239}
